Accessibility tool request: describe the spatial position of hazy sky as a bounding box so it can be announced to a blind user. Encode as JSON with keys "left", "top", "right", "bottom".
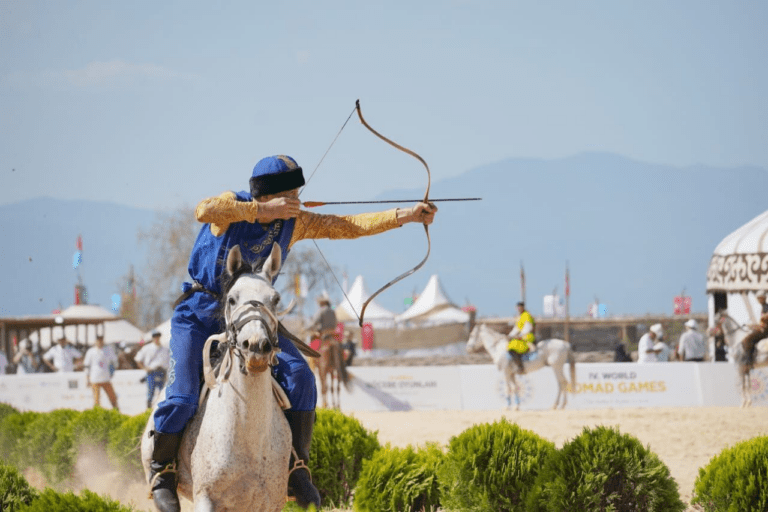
{"left": 2, "top": 0, "right": 766, "bottom": 211}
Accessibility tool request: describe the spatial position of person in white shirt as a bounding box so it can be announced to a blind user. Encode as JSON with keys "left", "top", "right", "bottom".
{"left": 83, "top": 335, "right": 119, "bottom": 411}
{"left": 653, "top": 341, "right": 671, "bottom": 362}
{"left": 43, "top": 337, "right": 83, "bottom": 372}
{"left": 637, "top": 324, "right": 663, "bottom": 363}
{"left": 677, "top": 319, "right": 706, "bottom": 362}
{"left": 135, "top": 331, "right": 171, "bottom": 409}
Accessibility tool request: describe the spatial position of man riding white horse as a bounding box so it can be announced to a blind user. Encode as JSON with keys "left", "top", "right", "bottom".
{"left": 742, "top": 290, "right": 768, "bottom": 369}
{"left": 507, "top": 301, "right": 536, "bottom": 374}
{"left": 148, "top": 155, "right": 437, "bottom": 512}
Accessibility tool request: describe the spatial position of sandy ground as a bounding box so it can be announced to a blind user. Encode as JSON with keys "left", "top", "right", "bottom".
{"left": 53, "top": 406, "right": 768, "bottom": 511}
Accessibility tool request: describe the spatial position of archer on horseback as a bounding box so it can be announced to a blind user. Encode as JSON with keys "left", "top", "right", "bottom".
{"left": 742, "top": 290, "right": 768, "bottom": 369}
{"left": 147, "top": 155, "right": 437, "bottom": 512}
{"left": 507, "top": 301, "right": 536, "bottom": 374}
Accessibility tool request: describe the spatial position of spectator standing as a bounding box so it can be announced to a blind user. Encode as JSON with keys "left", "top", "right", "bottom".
{"left": 342, "top": 330, "right": 357, "bottom": 367}
{"left": 83, "top": 335, "right": 119, "bottom": 411}
{"left": 677, "top": 319, "right": 706, "bottom": 362}
{"left": 0, "top": 349, "right": 7, "bottom": 374}
{"left": 13, "top": 341, "right": 42, "bottom": 374}
{"left": 653, "top": 341, "right": 671, "bottom": 362}
{"left": 135, "top": 331, "right": 170, "bottom": 409}
{"left": 637, "top": 324, "right": 663, "bottom": 363}
{"left": 43, "top": 337, "right": 83, "bottom": 372}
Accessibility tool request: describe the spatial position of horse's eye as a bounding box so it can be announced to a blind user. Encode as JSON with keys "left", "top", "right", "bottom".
{"left": 228, "top": 297, "right": 236, "bottom": 306}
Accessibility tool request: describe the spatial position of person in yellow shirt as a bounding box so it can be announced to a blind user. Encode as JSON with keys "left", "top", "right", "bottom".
{"left": 508, "top": 301, "right": 535, "bottom": 374}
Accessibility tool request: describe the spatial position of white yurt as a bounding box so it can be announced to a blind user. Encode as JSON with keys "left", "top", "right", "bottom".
{"left": 335, "top": 275, "right": 396, "bottom": 328}
{"left": 395, "top": 274, "right": 470, "bottom": 326}
{"left": 706, "top": 209, "right": 768, "bottom": 357}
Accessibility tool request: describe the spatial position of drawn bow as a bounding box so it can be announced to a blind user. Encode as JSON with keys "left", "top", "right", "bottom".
{"left": 303, "top": 99, "right": 433, "bottom": 327}
{"left": 354, "top": 100, "right": 433, "bottom": 327}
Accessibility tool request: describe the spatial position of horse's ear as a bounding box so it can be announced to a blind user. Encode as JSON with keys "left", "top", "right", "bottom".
{"left": 264, "top": 243, "right": 282, "bottom": 281}
{"left": 226, "top": 245, "right": 243, "bottom": 276}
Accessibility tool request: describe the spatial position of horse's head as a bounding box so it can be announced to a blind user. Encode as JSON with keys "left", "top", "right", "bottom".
{"left": 221, "top": 243, "right": 283, "bottom": 374}
{"left": 466, "top": 324, "right": 484, "bottom": 353}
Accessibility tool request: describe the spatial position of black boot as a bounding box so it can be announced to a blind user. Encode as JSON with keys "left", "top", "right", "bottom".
{"left": 149, "top": 431, "right": 182, "bottom": 512}
{"left": 284, "top": 410, "right": 322, "bottom": 509}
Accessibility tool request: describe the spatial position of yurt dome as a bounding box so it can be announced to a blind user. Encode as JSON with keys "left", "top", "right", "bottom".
{"left": 707, "top": 209, "right": 768, "bottom": 293}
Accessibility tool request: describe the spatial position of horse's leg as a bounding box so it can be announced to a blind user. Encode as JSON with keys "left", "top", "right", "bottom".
{"left": 744, "top": 370, "right": 752, "bottom": 408}
{"left": 552, "top": 366, "right": 567, "bottom": 409}
{"left": 510, "top": 374, "right": 521, "bottom": 411}
{"left": 194, "top": 495, "right": 215, "bottom": 512}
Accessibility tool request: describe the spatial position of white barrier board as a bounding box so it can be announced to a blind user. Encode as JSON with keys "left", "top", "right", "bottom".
{"left": 0, "top": 370, "right": 150, "bottom": 416}
{"left": 338, "top": 366, "right": 463, "bottom": 412}
{"left": 1, "top": 364, "right": 766, "bottom": 414}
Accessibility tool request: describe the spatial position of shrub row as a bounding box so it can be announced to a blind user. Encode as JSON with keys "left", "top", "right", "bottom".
{"left": 0, "top": 462, "right": 137, "bottom": 512}
{"left": 0, "top": 404, "right": 149, "bottom": 487}
{"left": 2, "top": 402, "right": 767, "bottom": 511}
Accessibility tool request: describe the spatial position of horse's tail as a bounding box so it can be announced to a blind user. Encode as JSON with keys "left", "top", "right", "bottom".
{"left": 334, "top": 343, "right": 352, "bottom": 392}
{"left": 567, "top": 347, "right": 577, "bottom": 393}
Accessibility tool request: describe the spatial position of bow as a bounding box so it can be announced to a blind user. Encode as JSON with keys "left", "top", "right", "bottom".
{"left": 354, "top": 100, "right": 433, "bottom": 327}
{"left": 301, "top": 99, "right": 433, "bottom": 327}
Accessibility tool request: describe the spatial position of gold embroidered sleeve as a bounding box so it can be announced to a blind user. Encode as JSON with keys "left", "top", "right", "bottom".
{"left": 290, "top": 209, "right": 400, "bottom": 247}
{"left": 195, "top": 191, "right": 260, "bottom": 237}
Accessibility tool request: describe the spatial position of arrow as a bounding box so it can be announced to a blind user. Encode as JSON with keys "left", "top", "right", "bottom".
{"left": 302, "top": 197, "right": 482, "bottom": 208}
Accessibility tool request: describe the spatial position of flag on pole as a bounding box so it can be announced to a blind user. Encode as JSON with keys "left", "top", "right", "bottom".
{"left": 520, "top": 262, "right": 526, "bottom": 302}
{"left": 565, "top": 264, "right": 570, "bottom": 298}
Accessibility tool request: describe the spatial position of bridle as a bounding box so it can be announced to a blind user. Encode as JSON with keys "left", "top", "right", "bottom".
{"left": 202, "top": 297, "right": 281, "bottom": 398}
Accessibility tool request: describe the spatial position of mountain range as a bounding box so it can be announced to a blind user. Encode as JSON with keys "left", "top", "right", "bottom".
{"left": 1, "top": 152, "right": 765, "bottom": 321}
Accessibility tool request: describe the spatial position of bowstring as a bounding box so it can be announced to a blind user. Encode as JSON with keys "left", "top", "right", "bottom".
{"left": 298, "top": 104, "right": 362, "bottom": 324}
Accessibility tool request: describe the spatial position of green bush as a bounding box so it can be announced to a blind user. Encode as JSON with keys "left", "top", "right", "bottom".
{"left": 526, "top": 425, "right": 685, "bottom": 512}
{"left": 437, "top": 419, "right": 555, "bottom": 512}
{"left": 691, "top": 435, "right": 768, "bottom": 511}
{"left": 0, "top": 411, "right": 42, "bottom": 469}
{"left": 107, "top": 409, "right": 151, "bottom": 478}
{"left": 0, "top": 462, "right": 39, "bottom": 511}
{"left": 0, "top": 402, "right": 19, "bottom": 424}
{"left": 48, "top": 408, "right": 127, "bottom": 483}
{"left": 19, "top": 409, "right": 80, "bottom": 482}
{"left": 353, "top": 443, "right": 444, "bottom": 512}
{"left": 17, "top": 488, "right": 138, "bottom": 512}
{"left": 283, "top": 409, "right": 380, "bottom": 510}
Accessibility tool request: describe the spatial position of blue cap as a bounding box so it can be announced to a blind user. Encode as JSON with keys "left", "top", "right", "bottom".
{"left": 249, "top": 155, "right": 305, "bottom": 197}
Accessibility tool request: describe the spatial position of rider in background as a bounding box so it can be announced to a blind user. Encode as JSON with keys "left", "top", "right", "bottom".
{"left": 742, "top": 290, "right": 768, "bottom": 368}
{"left": 308, "top": 293, "right": 337, "bottom": 348}
{"left": 507, "top": 301, "right": 535, "bottom": 374}
{"left": 148, "top": 155, "right": 437, "bottom": 512}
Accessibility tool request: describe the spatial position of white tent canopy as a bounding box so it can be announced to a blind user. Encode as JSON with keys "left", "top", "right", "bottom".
{"left": 395, "top": 274, "right": 470, "bottom": 325}
{"left": 335, "top": 275, "right": 396, "bottom": 328}
{"left": 24, "top": 305, "right": 145, "bottom": 350}
{"left": 706, "top": 210, "right": 768, "bottom": 359}
{"left": 707, "top": 209, "right": 768, "bottom": 293}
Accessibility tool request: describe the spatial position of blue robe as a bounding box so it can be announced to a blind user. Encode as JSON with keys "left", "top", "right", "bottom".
{"left": 153, "top": 191, "right": 316, "bottom": 434}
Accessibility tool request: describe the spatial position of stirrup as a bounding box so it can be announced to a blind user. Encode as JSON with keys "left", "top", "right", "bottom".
{"left": 147, "top": 461, "right": 177, "bottom": 500}
{"left": 286, "top": 446, "right": 313, "bottom": 503}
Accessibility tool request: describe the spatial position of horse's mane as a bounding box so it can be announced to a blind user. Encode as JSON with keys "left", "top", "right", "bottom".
{"left": 215, "top": 255, "right": 268, "bottom": 324}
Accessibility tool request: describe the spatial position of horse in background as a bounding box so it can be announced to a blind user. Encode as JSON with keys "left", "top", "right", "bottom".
{"left": 310, "top": 329, "right": 350, "bottom": 409}
{"left": 466, "top": 323, "right": 576, "bottom": 410}
{"left": 140, "top": 244, "right": 295, "bottom": 511}
{"left": 714, "top": 310, "right": 768, "bottom": 407}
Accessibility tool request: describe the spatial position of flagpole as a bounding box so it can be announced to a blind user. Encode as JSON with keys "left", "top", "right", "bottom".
{"left": 520, "top": 262, "right": 526, "bottom": 305}
{"left": 565, "top": 262, "right": 570, "bottom": 344}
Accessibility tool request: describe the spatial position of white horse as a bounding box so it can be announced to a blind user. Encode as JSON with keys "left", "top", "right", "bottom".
{"left": 714, "top": 310, "right": 768, "bottom": 407}
{"left": 141, "top": 244, "right": 293, "bottom": 512}
{"left": 466, "top": 323, "right": 576, "bottom": 410}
